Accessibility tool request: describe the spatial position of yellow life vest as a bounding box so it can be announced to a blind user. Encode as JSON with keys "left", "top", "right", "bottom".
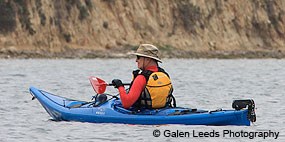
{"left": 132, "top": 68, "right": 174, "bottom": 109}
{"left": 143, "top": 72, "right": 173, "bottom": 108}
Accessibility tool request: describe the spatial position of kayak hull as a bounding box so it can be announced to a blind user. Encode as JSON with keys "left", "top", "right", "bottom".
{"left": 29, "top": 86, "right": 252, "bottom": 126}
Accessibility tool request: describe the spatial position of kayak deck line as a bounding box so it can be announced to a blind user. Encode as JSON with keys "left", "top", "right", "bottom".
{"left": 29, "top": 86, "right": 256, "bottom": 126}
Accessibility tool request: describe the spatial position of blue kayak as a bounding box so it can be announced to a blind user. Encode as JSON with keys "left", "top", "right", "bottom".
{"left": 29, "top": 86, "right": 256, "bottom": 126}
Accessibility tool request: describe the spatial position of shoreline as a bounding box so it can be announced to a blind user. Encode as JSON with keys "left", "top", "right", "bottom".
{"left": 1, "top": 48, "right": 285, "bottom": 59}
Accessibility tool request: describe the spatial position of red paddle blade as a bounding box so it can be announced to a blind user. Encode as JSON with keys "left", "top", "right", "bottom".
{"left": 89, "top": 76, "right": 107, "bottom": 94}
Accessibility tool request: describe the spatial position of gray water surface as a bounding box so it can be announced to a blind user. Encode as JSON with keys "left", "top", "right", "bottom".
{"left": 0, "top": 59, "right": 284, "bottom": 142}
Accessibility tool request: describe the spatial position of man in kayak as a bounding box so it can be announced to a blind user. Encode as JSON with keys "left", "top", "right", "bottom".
{"left": 112, "top": 44, "right": 175, "bottom": 109}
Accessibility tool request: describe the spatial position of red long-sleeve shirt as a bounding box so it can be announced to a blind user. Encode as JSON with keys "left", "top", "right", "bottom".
{"left": 117, "top": 66, "right": 158, "bottom": 109}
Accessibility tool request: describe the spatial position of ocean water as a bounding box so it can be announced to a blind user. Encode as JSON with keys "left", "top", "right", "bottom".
{"left": 0, "top": 59, "right": 284, "bottom": 142}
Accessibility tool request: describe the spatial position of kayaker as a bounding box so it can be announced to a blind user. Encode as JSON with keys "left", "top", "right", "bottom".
{"left": 112, "top": 44, "right": 175, "bottom": 109}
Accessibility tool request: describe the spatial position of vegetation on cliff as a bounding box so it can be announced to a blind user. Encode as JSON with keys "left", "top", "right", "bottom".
{"left": 0, "top": 0, "right": 285, "bottom": 58}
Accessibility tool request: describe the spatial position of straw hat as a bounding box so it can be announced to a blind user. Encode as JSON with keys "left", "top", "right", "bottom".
{"left": 131, "top": 44, "right": 162, "bottom": 62}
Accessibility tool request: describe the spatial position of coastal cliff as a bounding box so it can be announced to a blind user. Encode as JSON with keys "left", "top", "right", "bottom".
{"left": 0, "top": 0, "right": 285, "bottom": 58}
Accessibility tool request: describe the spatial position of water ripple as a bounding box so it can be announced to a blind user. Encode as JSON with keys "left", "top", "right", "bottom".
{"left": 0, "top": 59, "right": 284, "bottom": 142}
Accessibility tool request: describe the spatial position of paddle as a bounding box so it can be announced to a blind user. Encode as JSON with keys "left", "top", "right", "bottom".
{"left": 89, "top": 76, "right": 131, "bottom": 94}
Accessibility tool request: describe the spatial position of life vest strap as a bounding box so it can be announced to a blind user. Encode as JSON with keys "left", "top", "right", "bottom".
{"left": 146, "top": 83, "right": 172, "bottom": 88}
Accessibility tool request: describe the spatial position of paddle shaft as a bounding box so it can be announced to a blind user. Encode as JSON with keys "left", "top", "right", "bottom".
{"left": 89, "top": 76, "right": 131, "bottom": 94}
{"left": 107, "top": 83, "right": 131, "bottom": 86}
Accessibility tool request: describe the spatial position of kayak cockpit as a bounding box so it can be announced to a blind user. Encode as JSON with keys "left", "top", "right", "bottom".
{"left": 112, "top": 100, "right": 208, "bottom": 116}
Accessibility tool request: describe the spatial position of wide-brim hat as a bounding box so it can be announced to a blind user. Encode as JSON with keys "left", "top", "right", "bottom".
{"left": 131, "top": 44, "right": 162, "bottom": 62}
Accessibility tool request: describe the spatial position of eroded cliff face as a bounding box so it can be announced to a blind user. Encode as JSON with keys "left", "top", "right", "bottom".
{"left": 0, "top": 0, "right": 285, "bottom": 58}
